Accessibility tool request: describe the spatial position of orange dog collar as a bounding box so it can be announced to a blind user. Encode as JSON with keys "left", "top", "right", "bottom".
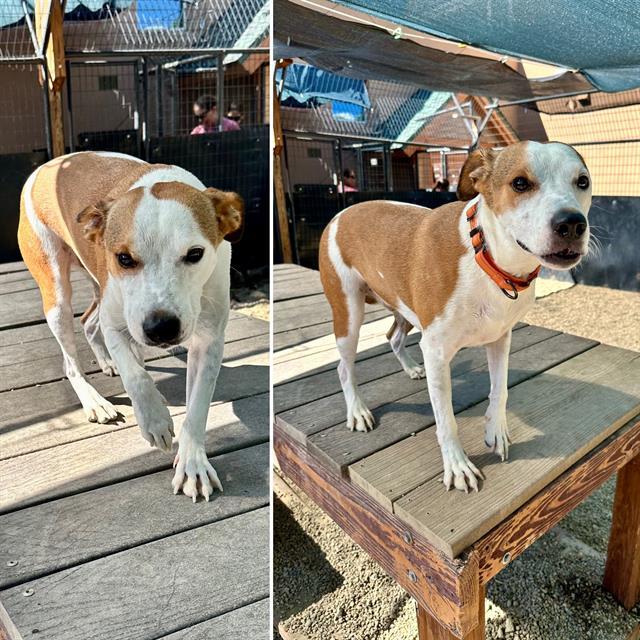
{"left": 466, "top": 202, "right": 540, "bottom": 300}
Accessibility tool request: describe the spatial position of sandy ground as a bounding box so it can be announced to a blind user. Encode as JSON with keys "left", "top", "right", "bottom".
{"left": 274, "top": 282, "right": 640, "bottom": 640}
{"left": 230, "top": 280, "right": 269, "bottom": 321}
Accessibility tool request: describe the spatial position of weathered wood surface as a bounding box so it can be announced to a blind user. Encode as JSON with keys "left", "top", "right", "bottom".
{"left": 0, "top": 508, "right": 269, "bottom": 640}
{"left": 274, "top": 293, "right": 389, "bottom": 336}
{"left": 157, "top": 599, "right": 270, "bottom": 639}
{"left": 0, "top": 442, "right": 269, "bottom": 589}
{"left": 475, "top": 417, "right": 640, "bottom": 583}
{"left": 0, "top": 392, "right": 268, "bottom": 513}
{"left": 391, "top": 345, "right": 640, "bottom": 556}
{"left": 273, "top": 264, "right": 323, "bottom": 302}
{"left": 604, "top": 455, "right": 640, "bottom": 609}
{"left": 274, "top": 426, "right": 480, "bottom": 638}
{"left": 417, "top": 586, "right": 485, "bottom": 640}
{"left": 304, "top": 333, "right": 598, "bottom": 474}
{"left": 0, "top": 336, "right": 268, "bottom": 461}
{"left": 276, "top": 325, "right": 563, "bottom": 443}
{"left": 0, "top": 260, "right": 269, "bottom": 639}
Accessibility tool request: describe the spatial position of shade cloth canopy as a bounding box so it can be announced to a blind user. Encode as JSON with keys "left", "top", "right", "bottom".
{"left": 274, "top": 0, "right": 640, "bottom": 99}
{"left": 332, "top": 0, "right": 640, "bottom": 92}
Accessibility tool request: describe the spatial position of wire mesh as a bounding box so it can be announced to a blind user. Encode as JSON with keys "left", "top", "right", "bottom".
{"left": 0, "top": 0, "right": 269, "bottom": 59}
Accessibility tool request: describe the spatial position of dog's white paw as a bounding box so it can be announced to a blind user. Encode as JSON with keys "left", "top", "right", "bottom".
{"left": 172, "top": 434, "right": 222, "bottom": 502}
{"left": 405, "top": 364, "right": 426, "bottom": 379}
{"left": 347, "top": 396, "right": 375, "bottom": 432}
{"left": 81, "top": 385, "right": 119, "bottom": 424}
{"left": 441, "top": 441, "right": 484, "bottom": 493}
{"left": 97, "top": 356, "right": 119, "bottom": 377}
{"left": 484, "top": 409, "right": 511, "bottom": 461}
{"left": 137, "top": 399, "right": 174, "bottom": 452}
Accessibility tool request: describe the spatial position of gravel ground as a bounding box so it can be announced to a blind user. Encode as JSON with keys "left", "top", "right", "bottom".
{"left": 275, "top": 283, "right": 640, "bottom": 640}
{"left": 230, "top": 279, "right": 269, "bottom": 321}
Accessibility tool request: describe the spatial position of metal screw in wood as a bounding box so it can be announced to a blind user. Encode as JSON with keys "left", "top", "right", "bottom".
{"left": 6, "top": 560, "right": 18, "bottom": 567}
{"left": 407, "top": 569, "right": 418, "bottom": 583}
{"left": 22, "top": 588, "right": 34, "bottom": 597}
{"left": 502, "top": 552, "right": 511, "bottom": 565}
{"left": 403, "top": 531, "right": 413, "bottom": 544}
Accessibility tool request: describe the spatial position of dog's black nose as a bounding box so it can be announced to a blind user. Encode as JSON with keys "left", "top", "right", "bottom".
{"left": 143, "top": 310, "right": 181, "bottom": 345}
{"left": 551, "top": 210, "right": 588, "bottom": 240}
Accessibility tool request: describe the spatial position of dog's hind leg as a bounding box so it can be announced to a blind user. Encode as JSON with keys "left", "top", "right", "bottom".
{"left": 319, "top": 221, "right": 374, "bottom": 432}
{"left": 18, "top": 196, "right": 119, "bottom": 424}
{"left": 386, "top": 314, "right": 425, "bottom": 379}
{"left": 81, "top": 283, "right": 118, "bottom": 377}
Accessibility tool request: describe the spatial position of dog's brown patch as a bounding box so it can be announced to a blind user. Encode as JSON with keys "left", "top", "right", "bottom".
{"left": 458, "top": 142, "right": 539, "bottom": 216}
{"left": 150, "top": 182, "right": 243, "bottom": 246}
{"left": 321, "top": 201, "right": 466, "bottom": 334}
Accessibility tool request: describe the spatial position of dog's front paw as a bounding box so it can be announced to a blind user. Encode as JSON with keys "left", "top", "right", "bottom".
{"left": 97, "top": 355, "right": 118, "bottom": 377}
{"left": 137, "top": 399, "right": 174, "bottom": 452}
{"left": 172, "top": 434, "right": 222, "bottom": 502}
{"left": 484, "top": 409, "right": 511, "bottom": 461}
{"left": 441, "top": 442, "right": 484, "bottom": 493}
{"left": 404, "top": 364, "right": 426, "bottom": 379}
{"left": 347, "top": 396, "right": 374, "bottom": 432}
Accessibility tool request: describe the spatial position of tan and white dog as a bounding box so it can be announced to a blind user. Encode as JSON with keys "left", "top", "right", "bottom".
{"left": 18, "top": 151, "right": 242, "bottom": 501}
{"left": 320, "top": 141, "right": 592, "bottom": 492}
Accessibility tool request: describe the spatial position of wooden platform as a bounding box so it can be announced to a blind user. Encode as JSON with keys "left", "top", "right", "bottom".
{"left": 274, "top": 264, "right": 640, "bottom": 638}
{"left": 0, "top": 262, "right": 270, "bottom": 640}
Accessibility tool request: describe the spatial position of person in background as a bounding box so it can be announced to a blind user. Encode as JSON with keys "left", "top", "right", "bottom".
{"left": 226, "top": 103, "right": 243, "bottom": 125}
{"left": 191, "top": 95, "right": 240, "bottom": 134}
{"left": 433, "top": 178, "right": 450, "bottom": 192}
{"left": 338, "top": 168, "right": 358, "bottom": 193}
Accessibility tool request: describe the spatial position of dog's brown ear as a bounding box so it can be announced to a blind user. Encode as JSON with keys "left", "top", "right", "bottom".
{"left": 457, "top": 148, "right": 496, "bottom": 201}
{"left": 204, "top": 188, "right": 244, "bottom": 243}
{"left": 76, "top": 199, "right": 113, "bottom": 243}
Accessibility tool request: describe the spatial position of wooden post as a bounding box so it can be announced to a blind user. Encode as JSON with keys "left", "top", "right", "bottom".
{"left": 604, "top": 455, "right": 640, "bottom": 609}
{"left": 273, "top": 59, "right": 293, "bottom": 263}
{"left": 35, "top": 0, "right": 66, "bottom": 157}
{"left": 417, "top": 585, "right": 485, "bottom": 640}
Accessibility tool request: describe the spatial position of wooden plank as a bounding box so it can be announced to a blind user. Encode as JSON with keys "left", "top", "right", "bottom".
{"left": 393, "top": 345, "right": 640, "bottom": 557}
{"left": 0, "top": 286, "right": 94, "bottom": 330}
{"left": 0, "top": 311, "right": 267, "bottom": 350}
{"left": 417, "top": 586, "right": 484, "bottom": 640}
{"left": 273, "top": 269, "right": 323, "bottom": 302}
{"left": 0, "top": 442, "right": 269, "bottom": 589}
{"left": 0, "top": 508, "right": 269, "bottom": 640}
{"left": 0, "top": 262, "right": 27, "bottom": 275}
{"left": 0, "top": 392, "right": 268, "bottom": 513}
{"left": 274, "top": 426, "right": 479, "bottom": 639}
{"left": 157, "top": 599, "right": 269, "bottom": 639}
{"left": 277, "top": 325, "right": 558, "bottom": 442}
{"left": 0, "top": 333, "right": 268, "bottom": 460}
{"left": 475, "top": 417, "right": 640, "bottom": 584}
{"left": 274, "top": 294, "right": 389, "bottom": 334}
{"left": 0, "top": 322, "right": 267, "bottom": 393}
{"left": 604, "top": 455, "right": 640, "bottom": 609}
{"left": 307, "top": 332, "right": 598, "bottom": 475}
{"left": 0, "top": 270, "right": 86, "bottom": 295}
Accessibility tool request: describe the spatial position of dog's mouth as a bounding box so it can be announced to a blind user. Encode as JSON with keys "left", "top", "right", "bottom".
{"left": 516, "top": 239, "right": 582, "bottom": 267}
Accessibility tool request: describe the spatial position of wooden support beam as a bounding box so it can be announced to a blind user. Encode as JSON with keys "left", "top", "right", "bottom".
{"left": 35, "top": 0, "right": 66, "bottom": 157}
{"left": 274, "top": 426, "right": 480, "bottom": 638}
{"left": 417, "top": 586, "right": 485, "bottom": 640}
{"left": 273, "top": 59, "right": 294, "bottom": 263}
{"left": 604, "top": 454, "right": 640, "bottom": 609}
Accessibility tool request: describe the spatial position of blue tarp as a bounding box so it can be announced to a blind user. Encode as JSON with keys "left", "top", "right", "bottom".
{"left": 332, "top": 0, "right": 640, "bottom": 92}
{"left": 279, "top": 63, "right": 372, "bottom": 108}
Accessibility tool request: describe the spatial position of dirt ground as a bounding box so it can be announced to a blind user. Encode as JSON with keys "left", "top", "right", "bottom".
{"left": 230, "top": 280, "right": 269, "bottom": 321}
{"left": 274, "top": 282, "right": 640, "bottom": 640}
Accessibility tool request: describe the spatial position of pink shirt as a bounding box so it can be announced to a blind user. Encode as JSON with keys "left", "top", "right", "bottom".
{"left": 191, "top": 118, "right": 240, "bottom": 134}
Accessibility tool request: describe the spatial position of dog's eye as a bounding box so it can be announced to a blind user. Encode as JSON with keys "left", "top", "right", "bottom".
{"left": 184, "top": 247, "right": 204, "bottom": 264}
{"left": 577, "top": 175, "right": 590, "bottom": 190}
{"left": 116, "top": 252, "right": 137, "bottom": 269}
{"left": 511, "top": 176, "right": 532, "bottom": 193}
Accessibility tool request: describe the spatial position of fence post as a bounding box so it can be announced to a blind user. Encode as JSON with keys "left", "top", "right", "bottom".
{"left": 35, "top": 0, "right": 66, "bottom": 158}
{"left": 273, "top": 59, "right": 294, "bottom": 263}
{"left": 217, "top": 53, "right": 225, "bottom": 132}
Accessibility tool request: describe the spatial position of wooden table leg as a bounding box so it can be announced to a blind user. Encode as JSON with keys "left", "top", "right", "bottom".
{"left": 417, "top": 585, "right": 485, "bottom": 640}
{"left": 604, "top": 455, "right": 640, "bottom": 610}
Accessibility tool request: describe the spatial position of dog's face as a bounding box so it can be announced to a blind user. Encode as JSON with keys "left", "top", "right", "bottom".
{"left": 78, "top": 182, "right": 243, "bottom": 346}
{"left": 457, "top": 141, "right": 592, "bottom": 269}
